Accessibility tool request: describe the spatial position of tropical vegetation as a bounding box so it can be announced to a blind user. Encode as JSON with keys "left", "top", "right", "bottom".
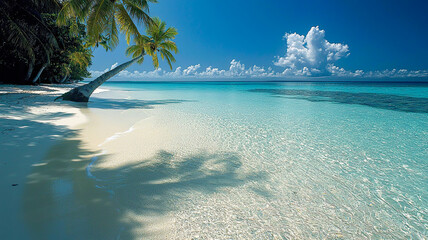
{"left": 1, "top": 0, "right": 178, "bottom": 102}
{"left": 0, "top": 0, "right": 91, "bottom": 84}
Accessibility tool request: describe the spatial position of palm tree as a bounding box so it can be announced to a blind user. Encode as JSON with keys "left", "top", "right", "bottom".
{"left": 57, "top": 0, "right": 157, "bottom": 50}
{"left": 57, "top": 18, "right": 177, "bottom": 102}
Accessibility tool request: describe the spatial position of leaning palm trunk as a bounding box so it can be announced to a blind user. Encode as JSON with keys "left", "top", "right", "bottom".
{"left": 59, "top": 74, "right": 68, "bottom": 83}
{"left": 56, "top": 56, "right": 142, "bottom": 102}
{"left": 25, "top": 62, "right": 34, "bottom": 83}
{"left": 32, "top": 63, "right": 48, "bottom": 84}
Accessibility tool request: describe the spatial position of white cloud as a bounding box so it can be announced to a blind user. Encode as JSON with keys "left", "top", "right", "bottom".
{"left": 110, "top": 62, "right": 119, "bottom": 70}
{"left": 90, "top": 61, "right": 428, "bottom": 80}
{"left": 90, "top": 60, "right": 276, "bottom": 80}
{"left": 183, "top": 64, "right": 201, "bottom": 75}
{"left": 362, "top": 69, "right": 428, "bottom": 78}
{"left": 274, "top": 26, "right": 349, "bottom": 76}
{"left": 228, "top": 59, "right": 245, "bottom": 76}
{"left": 199, "top": 66, "right": 226, "bottom": 77}
{"left": 90, "top": 68, "right": 109, "bottom": 78}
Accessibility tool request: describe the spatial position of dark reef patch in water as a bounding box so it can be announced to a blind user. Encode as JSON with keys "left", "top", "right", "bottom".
{"left": 248, "top": 89, "right": 428, "bottom": 113}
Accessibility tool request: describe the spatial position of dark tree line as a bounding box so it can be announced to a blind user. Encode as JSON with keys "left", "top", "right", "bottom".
{"left": 0, "top": 0, "right": 92, "bottom": 85}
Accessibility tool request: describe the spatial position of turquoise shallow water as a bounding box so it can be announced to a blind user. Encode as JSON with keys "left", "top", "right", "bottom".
{"left": 10, "top": 81, "right": 428, "bottom": 239}
{"left": 94, "top": 81, "right": 428, "bottom": 238}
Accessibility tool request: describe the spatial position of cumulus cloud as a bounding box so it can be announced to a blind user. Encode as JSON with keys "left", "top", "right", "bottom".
{"left": 274, "top": 26, "right": 350, "bottom": 76}
{"left": 183, "top": 64, "right": 201, "bottom": 75}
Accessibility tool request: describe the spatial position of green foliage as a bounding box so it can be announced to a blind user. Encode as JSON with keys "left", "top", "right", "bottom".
{"left": 0, "top": 1, "right": 92, "bottom": 84}
{"left": 58, "top": 0, "right": 157, "bottom": 50}
{"left": 128, "top": 17, "right": 178, "bottom": 69}
{"left": 39, "top": 14, "right": 92, "bottom": 83}
{"left": 0, "top": 0, "right": 59, "bottom": 83}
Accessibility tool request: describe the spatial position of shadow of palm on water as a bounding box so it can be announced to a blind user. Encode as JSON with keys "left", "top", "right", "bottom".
{"left": 23, "top": 133, "right": 265, "bottom": 240}
{"left": 248, "top": 89, "right": 428, "bottom": 113}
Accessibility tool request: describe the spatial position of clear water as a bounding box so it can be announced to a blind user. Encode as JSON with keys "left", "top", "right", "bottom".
{"left": 22, "top": 82, "right": 428, "bottom": 239}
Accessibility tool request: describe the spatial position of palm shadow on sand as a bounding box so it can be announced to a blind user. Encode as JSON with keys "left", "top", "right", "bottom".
{"left": 22, "top": 133, "right": 266, "bottom": 239}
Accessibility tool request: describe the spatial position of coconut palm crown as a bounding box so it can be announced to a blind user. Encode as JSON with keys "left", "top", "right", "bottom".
{"left": 126, "top": 17, "right": 178, "bottom": 69}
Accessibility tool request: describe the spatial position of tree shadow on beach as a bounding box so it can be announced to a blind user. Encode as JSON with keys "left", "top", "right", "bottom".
{"left": 248, "top": 88, "right": 428, "bottom": 113}
{"left": 22, "top": 134, "right": 108, "bottom": 240}
{"left": 59, "top": 97, "right": 191, "bottom": 110}
{"left": 1, "top": 90, "right": 199, "bottom": 239}
{"left": 1, "top": 89, "right": 190, "bottom": 113}
{"left": 21, "top": 133, "right": 265, "bottom": 239}
{"left": 0, "top": 116, "right": 83, "bottom": 239}
{"left": 0, "top": 117, "right": 75, "bottom": 184}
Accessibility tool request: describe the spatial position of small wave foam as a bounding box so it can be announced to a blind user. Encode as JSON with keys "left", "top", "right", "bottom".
{"left": 98, "top": 126, "right": 135, "bottom": 147}
{"left": 86, "top": 150, "right": 107, "bottom": 181}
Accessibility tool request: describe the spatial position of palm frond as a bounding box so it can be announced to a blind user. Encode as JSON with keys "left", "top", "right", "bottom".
{"left": 135, "top": 35, "right": 151, "bottom": 45}
{"left": 162, "top": 27, "right": 178, "bottom": 40}
{"left": 123, "top": 0, "right": 153, "bottom": 28}
{"left": 104, "top": 14, "right": 119, "bottom": 48}
{"left": 1, "top": 10, "right": 35, "bottom": 63}
{"left": 137, "top": 55, "right": 145, "bottom": 64}
{"left": 57, "top": 0, "right": 93, "bottom": 25}
{"left": 161, "top": 49, "right": 176, "bottom": 63}
{"left": 125, "top": 0, "right": 159, "bottom": 12}
{"left": 126, "top": 45, "right": 145, "bottom": 58}
{"left": 69, "top": 51, "right": 91, "bottom": 68}
{"left": 151, "top": 53, "right": 159, "bottom": 68}
{"left": 57, "top": 1, "right": 75, "bottom": 25}
{"left": 57, "top": 0, "right": 158, "bottom": 50}
{"left": 159, "top": 49, "right": 173, "bottom": 70}
{"left": 125, "top": 45, "right": 138, "bottom": 56}
{"left": 115, "top": 3, "right": 141, "bottom": 44}
{"left": 87, "top": 0, "right": 115, "bottom": 46}
{"left": 159, "top": 41, "right": 178, "bottom": 53}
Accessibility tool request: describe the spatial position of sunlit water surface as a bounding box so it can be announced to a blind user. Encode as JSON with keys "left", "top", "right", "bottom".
{"left": 23, "top": 82, "right": 428, "bottom": 239}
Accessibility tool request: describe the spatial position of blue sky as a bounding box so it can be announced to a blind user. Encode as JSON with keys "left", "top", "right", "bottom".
{"left": 90, "top": 0, "right": 428, "bottom": 80}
